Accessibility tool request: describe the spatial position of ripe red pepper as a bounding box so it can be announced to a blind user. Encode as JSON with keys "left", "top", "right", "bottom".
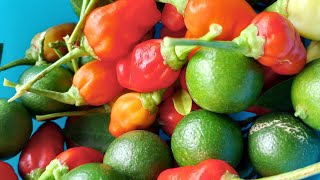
{"left": 116, "top": 24, "right": 222, "bottom": 92}
{"left": 161, "top": 3, "right": 186, "bottom": 32}
{"left": 84, "top": 0, "right": 161, "bottom": 62}
{"left": 252, "top": 11, "right": 306, "bottom": 75}
{"left": 0, "top": 161, "right": 18, "bottom": 180}
{"left": 157, "top": 159, "right": 238, "bottom": 180}
{"left": 160, "top": 26, "right": 187, "bottom": 39}
{"left": 18, "top": 122, "right": 64, "bottom": 180}
{"left": 38, "top": 146, "right": 103, "bottom": 180}
{"left": 116, "top": 39, "right": 181, "bottom": 92}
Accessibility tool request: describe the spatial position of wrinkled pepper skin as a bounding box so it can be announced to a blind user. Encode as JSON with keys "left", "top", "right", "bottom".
{"left": 253, "top": 12, "right": 306, "bottom": 75}
{"left": 161, "top": 3, "right": 185, "bottom": 32}
{"left": 116, "top": 39, "right": 181, "bottom": 92}
{"left": 109, "top": 92, "right": 157, "bottom": 137}
{"left": 18, "top": 122, "right": 64, "bottom": 179}
{"left": 73, "top": 60, "right": 124, "bottom": 106}
{"left": 157, "top": 159, "right": 238, "bottom": 180}
{"left": 0, "top": 161, "right": 18, "bottom": 180}
{"left": 84, "top": 0, "right": 161, "bottom": 62}
{"left": 184, "top": 0, "right": 256, "bottom": 40}
{"left": 56, "top": 147, "right": 104, "bottom": 170}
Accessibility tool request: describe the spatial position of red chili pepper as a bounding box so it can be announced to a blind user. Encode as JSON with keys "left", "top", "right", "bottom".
{"left": 117, "top": 24, "right": 222, "bottom": 93}
{"left": 161, "top": 3, "right": 186, "bottom": 32}
{"left": 160, "top": 26, "right": 187, "bottom": 39}
{"left": 38, "top": 146, "right": 103, "bottom": 180}
{"left": 0, "top": 161, "right": 18, "bottom": 180}
{"left": 116, "top": 39, "right": 181, "bottom": 92}
{"left": 84, "top": 0, "right": 161, "bottom": 62}
{"left": 18, "top": 122, "right": 64, "bottom": 179}
{"left": 157, "top": 159, "right": 238, "bottom": 180}
{"left": 252, "top": 11, "right": 306, "bottom": 75}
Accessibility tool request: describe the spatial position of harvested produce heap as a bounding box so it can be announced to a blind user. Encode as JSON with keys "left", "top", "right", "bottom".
{"left": 1, "top": 0, "right": 320, "bottom": 179}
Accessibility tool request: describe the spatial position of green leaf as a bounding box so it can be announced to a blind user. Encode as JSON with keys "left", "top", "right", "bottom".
{"left": 254, "top": 78, "right": 294, "bottom": 112}
{"left": 63, "top": 112, "right": 115, "bottom": 153}
{"left": 173, "top": 89, "right": 192, "bottom": 115}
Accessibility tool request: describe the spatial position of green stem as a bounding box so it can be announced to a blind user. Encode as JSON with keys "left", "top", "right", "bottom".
{"left": 36, "top": 105, "right": 110, "bottom": 121}
{"left": 140, "top": 89, "right": 166, "bottom": 114}
{"left": 0, "top": 58, "right": 36, "bottom": 72}
{"left": 66, "top": 0, "right": 99, "bottom": 72}
{"left": 38, "top": 159, "right": 69, "bottom": 180}
{"left": 161, "top": 24, "right": 222, "bottom": 70}
{"left": 4, "top": 79, "right": 87, "bottom": 106}
{"left": 25, "top": 168, "right": 44, "bottom": 180}
{"left": 7, "top": 48, "right": 88, "bottom": 102}
{"left": 264, "top": 0, "right": 289, "bottom": 17}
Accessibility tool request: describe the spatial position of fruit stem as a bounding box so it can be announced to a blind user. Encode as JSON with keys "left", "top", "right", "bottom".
{"left": 257, "top": 162, "right": 320, "bottom": 180}
{"left": 161, "top": 24, "right": 222, "bottom": 70}
{"left": 0, "top": 58, "right": 36, "bottom": 72}
{"left": 264, "top": 0, "right": 289, "bottom": 17}
{"left": 155, "top": 0, "right": 188, "bottom": 15}
{"left": 65, "top": 0, "right": 99, "bottom": 72}
{"left": 7, "top": 47, "right": 88, "bottom": 103}
{"left": 36, "top": 105, "right": 111, "bottom": 121}
{"left": 140, "top": 89, "right": 166, "bottom": 114}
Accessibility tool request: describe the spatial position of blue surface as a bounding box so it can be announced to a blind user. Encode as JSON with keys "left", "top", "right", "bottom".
{"left": 0, "top": 1, "right": 320, "bottom": 180}
{"left": 0, "top": 1, "right": 77, "bottom": 179}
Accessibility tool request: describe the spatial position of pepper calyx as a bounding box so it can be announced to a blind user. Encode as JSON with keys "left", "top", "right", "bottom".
{"left": 37, "top": 159, "right": 69, "bottom": 180}
{"left": 157, "top": 0, "right": 188, "bottom": 15}
{"left": 232, "top": 24, "right": 265, "bottom": 59}
{"left": 140, "top": 89, "right": 165, "bottom": 114}
{"left": 25, "top": 168, "right": 45, "bottom": 180}
{"left": 265, "top": 0, "right": 289, "bottom": 17}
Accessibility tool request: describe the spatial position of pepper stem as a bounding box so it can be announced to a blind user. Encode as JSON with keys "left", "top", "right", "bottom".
{"left": 156, "top": 0, "right": 188, "bottom": 15}
{"left": 4, "top": 79, "right": 87, "bottom": 106}
{"left": 65, "top": 0, "right": 99, "bottom": 72}
{"left": 38, "top": 159, "right": 69, "bottom": 180}
{"left": 140, "top": 89, "right": 166, "bottom": 114}
{"left": 36, "top": 105, "right": 110, "bottom": 121}
{"left": 7, "top": 47, "right": 88, "bottom": 102}
{"left": 161, "top": 24, "right": 222, "bottom": 70}
{"left": 264, "top": 0, "right": 289, "bottom": 17}
{"left": 163, "top": 24, "right": 265, "bottom": 60}
{"left": 0, "top": 58, "right": 36, "bottom": 72}
{"left": 25, "top": 168, "right": 45, "bottom": 180}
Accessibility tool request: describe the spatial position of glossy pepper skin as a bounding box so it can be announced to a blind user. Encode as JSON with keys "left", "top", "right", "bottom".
{"left": 253, "top": 12, "right": 306, "bottom": 75}
{"left": 0, "top": 161, "right": 18, "bottom": 180}
{"left": 18, "top": 122, "right": 64, "bottom": 179}
{"left": 73, "top": 60, "right": 124, "bottom": 106}
{"left": 161, "top": 3, "right": 185, "bottom": 32}
{"left": 157, "top": 159, "right": 238, "bottom": 180}
{"left": 56, "top": 147, "right": 104, "bottom": 170}
{"left": 184, "top": 0, "right": 256, "bottom": 40}
{"left": 116, "top": 39, "right": 181, "bottom": 92}
{"left": 84, "top": 0, "right": 161, "bottom": 62}
{"left": 109, "top": 92, "right": 157, "bottom": 137}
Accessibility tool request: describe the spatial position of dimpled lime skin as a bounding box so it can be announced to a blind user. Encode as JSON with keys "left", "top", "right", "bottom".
{"left": 62, "top": 163, "right": 127, "bottom": 180}
{"left": 19, "top": 64, "right": 73, "bottom": 115}
{"left": 291, "top": 59, "right": 320, "bottom": 130}
{"left": 0, "top": 99, "right": 32, "bottom": 158}
{"left": 171, "top": 110, "right": 243, "bottom": 167}
{"left": 248, "top": 112, "right": 320, "bottom": 177}
{"left": 186, "top": 47, "right": 264, "bottom": 114}
{"left": 103, "top": 130, "right": 172, "bottom": 180}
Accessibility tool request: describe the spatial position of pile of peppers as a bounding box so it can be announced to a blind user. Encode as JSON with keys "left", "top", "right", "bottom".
{"left": 2, "top": 0, "right": 320, "bottom": 179}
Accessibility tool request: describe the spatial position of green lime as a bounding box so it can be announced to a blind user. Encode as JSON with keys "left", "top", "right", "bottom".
{"left": 248, "top": 112, "right": 320, "bottom": 177}
{"left": 291, "top": 59, "right": 320, "bottom": 130}
{"left": 19, "top": 64, "right": 73, "bottom": 115}
{"left": 62, "top": 163, "right": 127, "bottom": 180}
{"left": 186, "top": 47, "right": 264, "bottom": 114}
{"left": 103, "top": 130, "right": 172, "bottom": 180}
{"left": 171, "top": 110, "right": 243, "bottom": 167}
{"left": 0, "top": 99, "right": 32, "bottom": 158}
